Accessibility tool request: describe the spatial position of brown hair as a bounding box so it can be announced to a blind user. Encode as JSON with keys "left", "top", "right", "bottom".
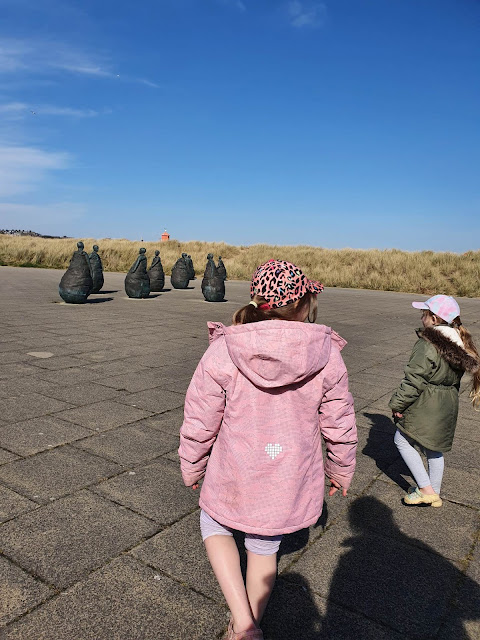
{"left": 425, "top": 310, "right": 480, "bottom": 409}
{"left": 233, "top": 292, "right": 318, "bottom": 326}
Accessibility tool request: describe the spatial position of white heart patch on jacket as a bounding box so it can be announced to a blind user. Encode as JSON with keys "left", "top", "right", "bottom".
{"left": 265, "top": 443, "right": 283, "bottom": 460}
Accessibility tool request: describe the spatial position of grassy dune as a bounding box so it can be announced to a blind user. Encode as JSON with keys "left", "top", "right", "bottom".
{"left": 1, "top": 235, "right": 480, "bottom": 297}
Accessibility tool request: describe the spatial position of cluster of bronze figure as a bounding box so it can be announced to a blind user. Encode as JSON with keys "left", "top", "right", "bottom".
{"left": 59, "top": 242, "right": 103, "bottom": 304}
{"left": 59, "top": 244, "right": 227, "bottom": 303}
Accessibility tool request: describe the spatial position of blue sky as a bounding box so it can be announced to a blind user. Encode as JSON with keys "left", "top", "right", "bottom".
{"left": 0, "top": 0, "right": 479, "bottom": 251}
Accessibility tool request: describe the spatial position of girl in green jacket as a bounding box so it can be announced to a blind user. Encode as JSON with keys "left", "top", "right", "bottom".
{"left": 389, "top": 295, "right": 480, "bottom": 507}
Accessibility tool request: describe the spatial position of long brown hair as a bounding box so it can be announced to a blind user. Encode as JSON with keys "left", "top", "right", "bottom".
{"left": 426, "top": 310, "right": 480, "bottom": 409}
{"left": 233, "top": 292, "right": 318, "bottom": 325}
{"left": 452, "top": 317, "right": 480, "bottom": 409}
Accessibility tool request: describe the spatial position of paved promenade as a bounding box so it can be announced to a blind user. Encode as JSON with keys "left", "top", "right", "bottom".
{"left": 0, "top": 266, "right": 479, "bottom": 640}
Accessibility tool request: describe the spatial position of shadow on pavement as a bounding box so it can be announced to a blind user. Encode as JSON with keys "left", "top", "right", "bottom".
{"left": 262, "top": 496, "right": 480, "bottom": 639}
{"left": 362, "top": 412, "right": 411, "bottom": 491}
{"left": 278, "top": 507, "right": 327, "bottom": 563}
{"left": 86, "top": 297, "right": 114, "bottom": 304}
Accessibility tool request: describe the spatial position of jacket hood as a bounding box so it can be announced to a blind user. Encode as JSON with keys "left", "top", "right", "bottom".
{"left": 417, "top": 327, "right": 480, "bottom": 374}
{"left": 208, "top": 320, "right": 346, "bottom": 389}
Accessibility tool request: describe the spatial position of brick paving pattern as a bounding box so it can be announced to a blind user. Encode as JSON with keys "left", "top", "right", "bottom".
{"left": 0, "top": 266, "right": 479, "bottom": 639}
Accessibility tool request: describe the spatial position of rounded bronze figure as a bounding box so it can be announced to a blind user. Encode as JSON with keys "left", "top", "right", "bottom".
{"left": 217, "top": 256, "right": 227, "bottom": 281}
{"left": 59, "top": 241, "right": 93, "bottom": 304}
{"left": 89, "top": 244, "right": 104, "bottom": 293}
{"left": 125, "top": 248, "right": 150, "bottom": 298}
{"left": 186, "top": 254, "right": 196, "bottom": 280}
{"left": 202, "top": 253, "right": 225, "bottom": 302}
{"left": 171, "top": 253, "right": 190, "bottom": 289}
{"left": 148, "top": 250, "right": 165, "bottom": 292}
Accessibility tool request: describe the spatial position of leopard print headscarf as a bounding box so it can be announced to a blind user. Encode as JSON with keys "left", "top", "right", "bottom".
{"left": 250, "top": 259, "right": 324, "bottom": 308}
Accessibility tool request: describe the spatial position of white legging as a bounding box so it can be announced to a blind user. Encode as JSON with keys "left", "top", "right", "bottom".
{"left": 394, "top": 429, "right": 444, "bottom": 494}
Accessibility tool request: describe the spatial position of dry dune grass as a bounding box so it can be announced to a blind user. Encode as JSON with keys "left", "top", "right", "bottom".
{"left": 1, "top": 235, "right": 480, "bottom": 297}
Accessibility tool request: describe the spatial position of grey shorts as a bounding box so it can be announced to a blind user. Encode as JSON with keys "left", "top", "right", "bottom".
{"left": 200, "top": 509, "right": 283, "bottom": 556}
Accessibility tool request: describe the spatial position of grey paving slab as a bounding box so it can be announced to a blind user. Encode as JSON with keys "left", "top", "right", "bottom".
{"left": 0, "top": 445, "right": 122, "bottom": 503}
{"left": 92, "top": 458, "right": 198, "bottom": 524}
{"left": 72, "top": 422, "right": 179, "bottom": 466}
{"left": 0, "top": 491, "right": 157, "bottom": 589}
{"left": 137, "top": 406, "right": 185, "bottom": 435}
{"left": 438, "top": 539, "right": 480, "bottom": 639}
{"left": 155, "top": 377, "right": 192, "bottom": 394}
{"left": 278, "top": 492, "right": 353, "bottom": 574}
{"left": 284, "top": 497, "right": 466, "bottom": 638}
{"left": 348, "top": 372, "right": 397, "bottom": 402}
{"left": 0, "top": 351, "right": 31, "bottom": 365}
{"left": 37, "top": 381, "right": 124, "bottom": 406}
{"left": 2, "top": 556, "right": 227, "bottom": 640}
{"left": 0, "top": 341, "right": 24, "bottom": 353}
{"left": 87, "top": 359, "right": 147, "bottom": 378}
{"left": 348, "top": 422, "right": 399, "bottom": 495}
{"left": 27, "top": 355, "right": 91, "bottom": 370}
{"left": 0, "top": 448, "right": 19, "bottom": 465}
{"left": 261, "top": 577, "right": 405, "bottom": 640}
{"left": 0, "top": 362, "right": 40, "bottom": 379}
{"left": 130, "top": 509, "right": 223, "bottom": 600}
{"left": 34, "top": 365, "right": 102, "bottom": 385}
{"left": 53, "top": 400, "right": 153, "bottom": 431}
{"left": 97, "top": 370, "right": 192, "bottom": 394}
{"left": 0, "top": 555, "right": 52, "bottom": 626}
{"left": 0, "top": 416, "right": 91, "bottom": 456}
{"left": 0, "top": 393, "right": 74, "bottom": 423}
{"left": 0, "top": 485, "right": 38, "bottom": 522}
{"left": 163, "top": 448, "right": 179, "bottom": 463}
{"left": 441, "top": 464, "right": 480, "bottom": 509}
{"left": 447, "top": 437, "right": 480, "bottom": 471}
{"left": 356, "top": 480, "right": 478, "bottom": 562}
{"left": 116, "top": 387, "right": 185, "bottom": 413}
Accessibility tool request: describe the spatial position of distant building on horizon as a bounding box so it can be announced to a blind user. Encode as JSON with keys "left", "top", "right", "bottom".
{"left": 161, "top": 230, "right": 170, "bottom": 242}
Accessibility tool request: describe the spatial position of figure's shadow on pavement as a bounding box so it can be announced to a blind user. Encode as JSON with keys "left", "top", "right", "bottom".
{"left": 277, "top": 506, "right": 327, "bottom": 562}
{"left": 97, "top": 290, "right": 118, "bottom": 294}
{"left": 362, "top": 412, "right": 411, "bottom": 491}
{"left": 86, "top": 297, "right": 114, "bottom": 304}
{"left": 261, "top": 496, "right": 480, "bottom": 639}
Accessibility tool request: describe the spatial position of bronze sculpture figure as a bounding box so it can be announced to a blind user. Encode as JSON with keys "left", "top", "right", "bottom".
{"left": 186, "top": 254, "right": 196, "bottom": 280}
{"left": 125, "top": 248, "right": 150, "bottom": 298}
{"left": 217, "top": 256, "right": 227, "bottom": 281}
{"left": 148, "top": 250, "right": 165, "bottom": 292}
{"left": 171, "top": 253, "right": 190, "bottom": 289}
{"left": 89, "top": 244, "right": 104, "bottom": 293}
{"left": 202, "top": 253, "right": 225, "bottom": 302}
{"left": 59, "top": 241, "right": 93, "bottom": 304}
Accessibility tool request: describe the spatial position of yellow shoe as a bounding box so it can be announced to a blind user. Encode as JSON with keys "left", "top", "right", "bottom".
{"left": 404, "top": 487, "right": 442, "bottom": 507}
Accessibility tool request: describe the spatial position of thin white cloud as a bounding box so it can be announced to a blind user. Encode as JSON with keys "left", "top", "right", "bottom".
{"left": 0, "top": 37, "right": 159, "bottom": 88}
{"left": 0, "top": 102, "right": 103, "bottom": 118}
{"left": 0, "top": 145, "right": 71, "bottom": 197}
{"left": 288, "top": 1, "right": 326, "bottom": 28}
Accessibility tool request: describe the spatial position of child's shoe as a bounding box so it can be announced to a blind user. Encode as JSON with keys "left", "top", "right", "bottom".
{"left": 404, "top": 487, "right": 442, "bottom": 507}
{"left": 223, "top": 618, "right": 264, "bottom": 640}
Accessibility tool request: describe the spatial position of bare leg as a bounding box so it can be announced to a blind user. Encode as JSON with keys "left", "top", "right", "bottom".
{"left": 204, "top": 535, "right": 256, "bottom": 633}
{"left": 245, "top": 550, "right": 277, "bottom": 625}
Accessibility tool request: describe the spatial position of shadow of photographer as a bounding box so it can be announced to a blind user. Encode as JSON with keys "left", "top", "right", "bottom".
{"left": 261, "top": 496, "right": 479, "bottom": 639}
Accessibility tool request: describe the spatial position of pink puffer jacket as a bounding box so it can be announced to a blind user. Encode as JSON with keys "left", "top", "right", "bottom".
{"left": 179, "top": 320, "right": 357, "bottom": 536}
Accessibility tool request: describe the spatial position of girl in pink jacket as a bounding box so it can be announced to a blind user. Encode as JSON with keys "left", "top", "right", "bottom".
{"left": 179, "top": 260, "right": 357, "bottom": 640}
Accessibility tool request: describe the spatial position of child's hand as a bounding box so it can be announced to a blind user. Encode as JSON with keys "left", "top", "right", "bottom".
{"left": 392, "top": 411, "right": 403, "bottom": 419}
{"left": 328, "top": 478, "right": 347, "bottom": 497}
{"left": 191, "top": 483, "right": 199, "bottom": 490}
